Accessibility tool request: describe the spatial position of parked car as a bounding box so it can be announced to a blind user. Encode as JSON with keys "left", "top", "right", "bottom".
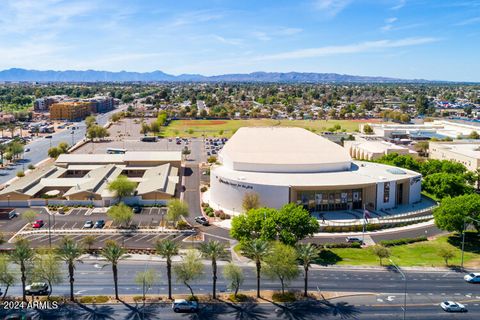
{"left": 94, "top": 220, "right": 105, "bottom": 228}
{"left": 24, "top": 148, "right": 30, "bottom": 152}
{"left": 45, "top": 135, "right": 52, "bottom": 139}
{"left": 32, "top": 220, "right": 44, "bottom": 228}
{"left": 194, "top": 216, "right": 210, "bottom": 226}
{"left": 346, "top": 237, "right": 363, "bottom": 244}
{"left": 440, "top": 301, "right": 467, "bottom": 312}
{"left": 25, "top": 282, "right": 49, "bottom": 296}
{"left": 172, "top": 299, "right": 198, "bottom": 313}
{"left": 464, "top": 273, "right": 480, "bottom": 283}
{"left": 83, "top": 220, "right": 94, "bottom": 228}
{"left": 132, "top": 206, "right": 142, "bottom": 214}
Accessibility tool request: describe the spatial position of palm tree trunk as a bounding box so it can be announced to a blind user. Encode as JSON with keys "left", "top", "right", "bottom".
{"left": 69, "top": 262, "right": 75, "bottom": 301}
{"left": 212, "top": 258, "right": 217, "bottom": 299}
{"left": 304, "top": 266, "right": 308, "bottom": 297}
{"left": 113, "top": 264, "right": 119, "bottom": 300}
{"left": 167, "top": 260, "right": 172, "bottom": 300}
{"left": 256, "top": 260, "right": 261, "bottom": 298}
{"left": 21, "top": 262, "right": 26, "bottom": 302}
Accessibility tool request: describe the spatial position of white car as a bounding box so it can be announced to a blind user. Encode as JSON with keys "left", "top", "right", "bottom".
{"left": 464, "top": 273, "right": 480, "bottom": 283}
{"left": 83, "top": 220, "right": 94, "bottom": 228}
{"left": 172, "top": 299, "right": 198, "bottom": 313}
{"left": 440, "top": 301, "right": 467, "bottom": 312}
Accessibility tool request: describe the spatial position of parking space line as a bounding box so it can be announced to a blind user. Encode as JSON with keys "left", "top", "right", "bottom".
{"left": 71, "top": 222, "right": 78, "bottom": 229}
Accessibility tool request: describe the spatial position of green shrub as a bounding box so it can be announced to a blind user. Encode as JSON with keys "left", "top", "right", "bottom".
{"left": 379, "top": 236, "right": 428, "bottom": 247}
{"left": 133, "top": 295, "right": 144, "bottom": 302}
{"left": 200, "top": 186, "right": 208, "bottom": 193}
{"left": 228, "top": 293, "right": 249, "bottom": 302}
{"left": 28, "top": 164, "right": 35, "bottom": 170}
{"left": 79, "top": 296, "right": 109, "bottom": 303}
{"left": 321, "top": 242, "right": 361, "bottom": 249}
{"left": 16, "top": 171, "right": 25, "bottom": 177}
{"left": 176, "top": 220, "right": 190, "bottom": 230}
{"left": 187, "top": 295, "right": 198, "bottom": 302}
{"left": 272, "top": 291, "right": 296, "bottom": 302}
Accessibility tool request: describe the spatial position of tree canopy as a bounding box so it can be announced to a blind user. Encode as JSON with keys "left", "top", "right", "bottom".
{"left": 107, "top": 203, "right": 134, "bottom": 228}
{"left": 107, "top": 175, "right": 136, "bottom": 200}
{"left": 434, "top": 193, "right": 480, "bottom": 233}
{"left": 231, "top": 203, "right": 319, "bottom": 245}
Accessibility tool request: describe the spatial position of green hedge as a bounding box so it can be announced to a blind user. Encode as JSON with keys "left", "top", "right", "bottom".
{"left": 320, "top": 242, "right": 362, "bottom": 249}
{"left": 379, "top": 236, "right": 428, "bottom": 247}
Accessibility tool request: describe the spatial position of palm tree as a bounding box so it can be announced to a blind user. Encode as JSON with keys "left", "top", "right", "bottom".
{"left": 57, "top": 236, "right": 84, "bottom": 301}
{"left": 81, "top": 235, "right": 96, "bottom": 253}
{"left": 241, "top": 239, "right": 270, "bottom": 298}
{"left": 155, "top": 239, "right": 179, "bottom": 300}
{"left": 0, "top": 144, "right": 6, "bottom": 167}
{"left": 10, "top": 238, "right": 34, "bottom": 302}
{"left": 101, "top": 240, "right": 127, "bottom": 300}
{"left": 296, "top": 243, "right": 320, "bottom": 297}
{"left": 200, "top": 240, "right": 227, "bottom": 299}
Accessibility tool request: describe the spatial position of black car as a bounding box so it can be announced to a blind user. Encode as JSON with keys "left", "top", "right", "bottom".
{"left": 94, "top": 220, "right": 105, "bottom": 228}
{"left": 195, "top": 216, "right": 210, "bottom": 226}
{"left": 132, "top": 206, "right": 142, "bottom": 214}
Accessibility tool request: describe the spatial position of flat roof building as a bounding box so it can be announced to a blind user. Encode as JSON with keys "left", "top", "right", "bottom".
{"left": 429, "top": 140, "right": 480, "bottom": 171}
{"left": 344, "top": 137, "right": 417, "bottom": 161}
{"left": 50, "top": 102, "right": 92, "bottom": 121}
{"left": 209, "top": 127, "right": 422, "bottom": 215}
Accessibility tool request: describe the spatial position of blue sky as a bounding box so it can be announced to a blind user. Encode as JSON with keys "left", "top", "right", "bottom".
{"left": 0, "top": 0, "right": 479, "bottom": 81}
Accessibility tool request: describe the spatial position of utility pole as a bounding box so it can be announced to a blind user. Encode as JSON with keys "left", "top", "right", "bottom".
{"left": 389, "top": 259, "right": 407, "bottom": 320}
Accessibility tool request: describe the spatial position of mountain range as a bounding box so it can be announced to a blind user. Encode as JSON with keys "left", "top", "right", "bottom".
{"left": 0, "top": 68, "right": 432, "bottom": 83}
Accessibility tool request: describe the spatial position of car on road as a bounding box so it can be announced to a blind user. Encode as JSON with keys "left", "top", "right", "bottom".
{"left": 45, "top": 135, "right": 52, "bottom": 139}
{"left": 94, "top": 220, "right": 105, "bottom": 228}
{"left": 132, "top": 206, "right": 142, "bottom": 214}
{"left": 464, "top": 272, "right": 480, "bottom": 283}
{"left": 24, "top": 148, "right": 30, "bottom": 152}
{"left": 172, "top": 299, "right": 198, "bottom": 313}
{"left": 346, "top": 237, "right": 363, "bottom": 244}
{"left": 194, "top": 216, "right": 210, "bottom": 226}
{"left": 0, "top": 170, "right": 8, "bottom": 176}
{"left": 25, "top": 282, "right": 49, "bottom": 296}
{"left": 83, "top": 220, "right": 94, "bottom": 228}
{"left": 440, "top": 301, "right": 467, "bottom": 312}
{"left": 32, "top": 219, "right": 44, "bottom": 228}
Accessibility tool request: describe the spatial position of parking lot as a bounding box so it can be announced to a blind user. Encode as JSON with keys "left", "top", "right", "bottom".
{"left": 17, "top": 231, "right": 188, "bottom": 249}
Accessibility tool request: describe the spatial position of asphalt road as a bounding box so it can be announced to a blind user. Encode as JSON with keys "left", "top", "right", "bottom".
{"left": 4, "top": 261, "right": 480, "bottom": 300}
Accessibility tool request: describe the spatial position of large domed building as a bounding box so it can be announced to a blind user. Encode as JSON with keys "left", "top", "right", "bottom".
{"left": 209, "top": 127, "right": 422, "bottom": 215}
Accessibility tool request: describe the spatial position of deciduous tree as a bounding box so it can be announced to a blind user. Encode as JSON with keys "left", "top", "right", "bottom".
{"left": 263, "top": 242, "right": 299, "bottom": 295}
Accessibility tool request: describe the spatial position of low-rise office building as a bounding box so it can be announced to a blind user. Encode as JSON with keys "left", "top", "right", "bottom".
{"left": 0, "top": 151, "right": 182, "bottom": 206}
{"left": 429, "top": 140, "right": 480, "bottom": 171}
{"left": 209, "top": 127, "right": 422, "bottom": 215}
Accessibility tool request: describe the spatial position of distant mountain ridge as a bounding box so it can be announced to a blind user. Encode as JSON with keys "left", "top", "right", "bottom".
{"left": 0, "top": 68, "right": 433, "bottom": 83}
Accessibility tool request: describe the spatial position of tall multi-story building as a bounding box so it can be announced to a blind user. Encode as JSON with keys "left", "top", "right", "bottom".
{"left": 34, "top": 97, "right": 57, "bottom": 111}
{"left": 50, "top": 102, "right": 92, "bottom": 121}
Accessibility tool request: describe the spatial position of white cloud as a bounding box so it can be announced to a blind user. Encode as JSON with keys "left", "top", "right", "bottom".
{"left": 255, "top": 37, "right": 439, "bottom": 61}
{"left": 385, "top": 17, "right": 398, "bottom": 23}
{"left": 252, "top": 31, "right": 271, "bottom": 41}
{"left": 168, "top": 10, "right": 224, "bottom": 28}
{"left": 312, "top": 0, "right": 352, "bottom": 17}
{"left": 213, "top": 35, "right": 243, "bottom": 46}
{"left": 391, "top": 0, "right": 406, "bottom": 10}
{"left": 251, "top": 27, "right": 302, "bottom": 41}
{"left": 455, "top": 16, "right": 480, "bottom": 26}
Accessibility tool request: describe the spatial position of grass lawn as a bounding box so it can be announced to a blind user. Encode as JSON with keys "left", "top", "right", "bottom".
{"left": 162, "top": 119, "right": 379, "bottom": 138}
{"left": 323, "top": 234, "right": 480, "bottom": 267}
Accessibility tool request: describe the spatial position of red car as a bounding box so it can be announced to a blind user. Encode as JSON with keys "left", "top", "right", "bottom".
{"left": 32, "top": 219, "right": 44, "bottom": 228}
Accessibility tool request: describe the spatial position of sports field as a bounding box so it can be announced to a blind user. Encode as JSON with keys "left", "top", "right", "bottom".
{"left": 163, "top": 119, "right": 379, "bottom": 137}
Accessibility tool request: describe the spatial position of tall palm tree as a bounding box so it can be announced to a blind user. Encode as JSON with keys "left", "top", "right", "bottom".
{"left": 241, "top": 239, "right": 270, "bottom": 298}
{"left": 101, "top": 240, "right": 127, "bottom": 300}
{"left": 155, "top": 239, "right": 179, "bottom": 300}
{"left": 10, "top": 238, "right": 34, "bottom": 302}
{"left": 57, "top": 236, "right": 84, "bottom": 301}
{"left": 296, "top": 243, "right": 320, "bottom": 297}
{"left": 200, "top": 240, "right": 227, "bottom": 299}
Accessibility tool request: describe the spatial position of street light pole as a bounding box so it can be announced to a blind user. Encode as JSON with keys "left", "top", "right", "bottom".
{"left": 389, "top": 259, "right": 407, "bottom": 320}
{"left": 48, "top": 212, "right": 52, "bottom": 248}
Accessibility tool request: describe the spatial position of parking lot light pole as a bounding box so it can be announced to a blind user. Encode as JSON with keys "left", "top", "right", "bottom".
{"left": 389, "top": 259, "right": 407, "bottom": 320}
{"left": 461, "top": 216, "right": 480, "bottom": 270}
{"left": 48, "top": 212, "right": 52, "bottom": 248}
